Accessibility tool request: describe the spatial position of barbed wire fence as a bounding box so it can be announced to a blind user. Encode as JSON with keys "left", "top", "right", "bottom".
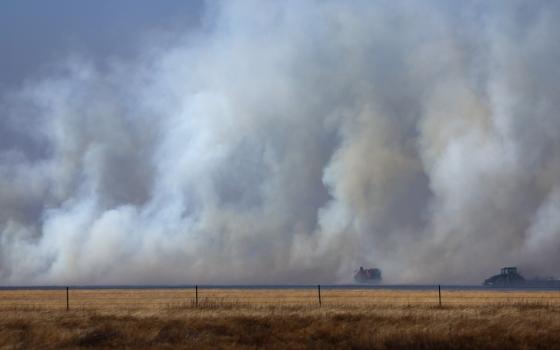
{"left": 1, "top": 285, "right": 560, "bottom": 311}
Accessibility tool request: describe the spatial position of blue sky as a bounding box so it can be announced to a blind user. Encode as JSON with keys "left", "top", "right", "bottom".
{"left": 0, "top": 1, "right": 204, "bottom": 88}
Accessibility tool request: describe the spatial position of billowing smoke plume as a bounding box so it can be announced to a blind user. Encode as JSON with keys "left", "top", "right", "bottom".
{"left": 1, "top": 1, "right": 560, "bottom": 284}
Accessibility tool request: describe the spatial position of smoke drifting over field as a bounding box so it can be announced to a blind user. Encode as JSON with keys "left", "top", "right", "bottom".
{"left": 1, "top": 1, "right": 560, "bottom": 284}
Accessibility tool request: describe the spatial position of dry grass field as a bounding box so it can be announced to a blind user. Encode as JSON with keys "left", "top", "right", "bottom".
{"left": 1, "top": 288, "right": 560, "bottom": 349}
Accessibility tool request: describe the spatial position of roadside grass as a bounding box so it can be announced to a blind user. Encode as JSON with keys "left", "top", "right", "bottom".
{"left": 1, "top": 289, "right": 560, "bottom": 349}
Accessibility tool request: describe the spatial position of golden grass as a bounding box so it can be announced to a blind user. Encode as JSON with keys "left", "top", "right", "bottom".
{"left": 1, "top": 288, "right": 560, "bottom": 349}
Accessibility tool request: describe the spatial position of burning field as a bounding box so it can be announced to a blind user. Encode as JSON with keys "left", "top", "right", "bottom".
{"left": 1, "top": 288, "right": 560, "bottom": 349}
{"left": 2, "top": 1, "right": 560, "bottom": 348}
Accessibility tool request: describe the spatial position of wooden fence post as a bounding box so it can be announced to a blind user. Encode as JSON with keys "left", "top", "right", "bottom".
{"left": 66, "top": 287, "right": 69, "bottom": 311}
{"left": 438, "top": 285, "right": 442, "bottom": 307}
{"left": 318, "top": 285, "right": 322, "bottom": 307}
{"left": 195, "top": 285, "right": 198, "bottom": 308}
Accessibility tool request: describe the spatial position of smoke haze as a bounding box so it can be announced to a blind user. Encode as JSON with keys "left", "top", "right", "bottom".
{"left": 1, "top": 0, "right": 560, "bottom": 284}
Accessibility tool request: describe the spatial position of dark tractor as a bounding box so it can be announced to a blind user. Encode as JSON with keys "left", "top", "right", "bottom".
{"left": 483, "top": 267, "right": 525, "bottom": 287}
{"left": 354, "top": 266, "right": 382, "bottom": 283}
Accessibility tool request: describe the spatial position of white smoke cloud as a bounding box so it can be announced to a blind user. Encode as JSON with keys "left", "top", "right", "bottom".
{"left": 1, "top": 0, "right": 559, "bottom": 284}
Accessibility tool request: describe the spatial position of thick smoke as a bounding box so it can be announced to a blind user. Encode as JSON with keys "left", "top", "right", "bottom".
{"left": 1, "top": 1, "right": 560, "bottom": 284}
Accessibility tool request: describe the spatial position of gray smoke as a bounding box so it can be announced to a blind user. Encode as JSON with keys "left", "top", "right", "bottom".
{"left": 1, "top": 0, "right": 560, "bottom": 284}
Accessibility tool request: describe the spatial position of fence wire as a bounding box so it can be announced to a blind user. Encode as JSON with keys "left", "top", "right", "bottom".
{"left": 1, "top": 287, "right": 560, "bottom": 311}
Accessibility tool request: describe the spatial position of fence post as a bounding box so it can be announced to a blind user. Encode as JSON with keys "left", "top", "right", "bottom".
{"left": 66, "top": 287, "right": 69, "bottom": 311}
{"left": 195, "top": 285, "right": 198, "bottom": 308}
{"left": 317, "top": 285, "right": 322, "bottom": 307}
{"left": 438, "top": 285, "right": 442, "bottom": 307}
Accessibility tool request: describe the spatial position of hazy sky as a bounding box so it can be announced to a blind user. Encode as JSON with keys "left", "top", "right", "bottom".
{"left": 0, "top": 1, "right": 204, "bottom": 89}
{"left": 1, "top": 1, "right": 560, "bottom": 285}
